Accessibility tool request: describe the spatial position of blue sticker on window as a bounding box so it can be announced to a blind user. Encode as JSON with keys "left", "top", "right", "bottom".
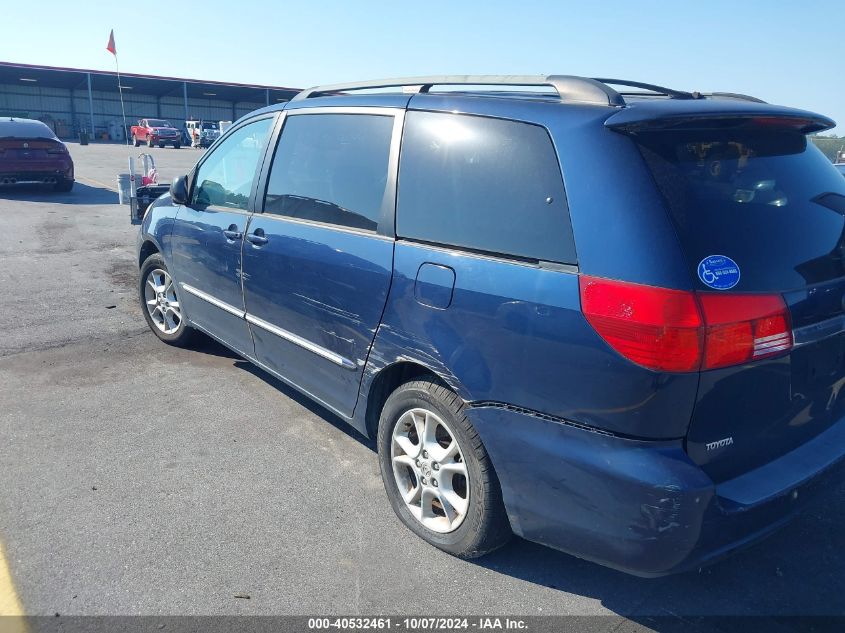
{"left": 698, "top": 255, "right": 740, "bottom": 290}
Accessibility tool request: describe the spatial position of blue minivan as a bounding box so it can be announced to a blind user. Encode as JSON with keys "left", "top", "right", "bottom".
{"left": 136, "top": 76, "right": 845, "bottom": 576}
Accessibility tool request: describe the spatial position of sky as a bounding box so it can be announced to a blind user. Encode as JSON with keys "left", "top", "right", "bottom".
{"left": 1, "top": 0, "right": 842, "bottom": 132}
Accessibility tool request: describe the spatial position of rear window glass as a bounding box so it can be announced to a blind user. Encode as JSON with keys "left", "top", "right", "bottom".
{"left": 637, "top": 130, "right": 845, "bottom": 291}
{"left": 397, "top": 111, "right": 575, "bottom": 264}
{"left": 0, "top": 119, "right": 56, "bottom": 139}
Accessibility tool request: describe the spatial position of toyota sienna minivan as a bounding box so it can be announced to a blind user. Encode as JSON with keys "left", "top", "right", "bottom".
{"left": 135, "top": 75, "right": 845, "bottom": 576}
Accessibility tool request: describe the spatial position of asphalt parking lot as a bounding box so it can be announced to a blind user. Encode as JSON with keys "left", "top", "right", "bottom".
{"left": 1, "top": 142, "right": 844, "bottom": 629}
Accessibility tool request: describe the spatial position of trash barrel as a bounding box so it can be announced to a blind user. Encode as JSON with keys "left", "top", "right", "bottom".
{"left": 117, "top": 174, "right": 133, "bottom": 205}
{"left": 79, "top": 132, "right": 89, "bottom": 146}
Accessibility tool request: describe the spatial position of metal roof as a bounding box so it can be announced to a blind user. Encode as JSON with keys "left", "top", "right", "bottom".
{"left": 0, "top": 61, "right": 301, "bottom": 103}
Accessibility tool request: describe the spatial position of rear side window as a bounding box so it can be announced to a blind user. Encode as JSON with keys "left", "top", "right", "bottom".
{"left": 637, "top": 130, "right": 845, "bottom": 290}
{"left": 397, "top": 111, "right": 575, "bottom": 264}
{"left": 263, "top": 113, "right": 394, "bottom": 232}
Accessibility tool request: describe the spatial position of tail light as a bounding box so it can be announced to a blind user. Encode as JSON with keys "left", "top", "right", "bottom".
{"left": 579, "top": 276, "right": 792, "bottom": 372}
{"left": 698, "top": 294, "right": 792, "bottom": 369}
{"left": 47, "top": 144, "right": 68, "bottom": 154}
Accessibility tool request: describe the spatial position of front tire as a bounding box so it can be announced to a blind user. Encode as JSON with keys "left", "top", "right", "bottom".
{"left": 174, "top": 143, "right": 181, "bottom": 149}
{"left": 377, "top": 376, "right": 511, "bottom": 558}
{"left": 139, "top": 253, "right": 195, "bottom": 347}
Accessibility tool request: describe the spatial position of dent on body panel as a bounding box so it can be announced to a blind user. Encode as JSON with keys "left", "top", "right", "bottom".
{"left": 245, "top": 223, "right": 392, "bottom": 367}
{"left": 466, "top": 407, "right": 715, "bottom": 570}
{"left": 362, "top": 320, "right": 468, "bottom": 400}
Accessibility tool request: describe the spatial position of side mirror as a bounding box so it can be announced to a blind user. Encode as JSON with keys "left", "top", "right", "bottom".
{"left": 170, "top": 175, "right": 189, "bottom": 205}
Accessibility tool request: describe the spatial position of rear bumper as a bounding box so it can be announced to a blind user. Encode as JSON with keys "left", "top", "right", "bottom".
{"left": 467, "top": 405, "right": 845, "bottom": 577}
{"left": 0, "top": 159, "right": 73, "bottom": 182}
{"left": 0, "top": 171, "right": 73, "bottom": 185}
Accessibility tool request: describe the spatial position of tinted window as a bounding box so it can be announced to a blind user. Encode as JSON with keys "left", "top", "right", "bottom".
{"left": 0, "top": 119, "right": 56, "bottom": 139}
{"left": 264, "top": 114, "right": 394, "bottom": 232}
{"left": 191, "top": 118, "right": 273, "bottom": 210}
{"left": 397, "top": 111, "right": 575, "bottom": 263}
{"left": 637, "top": 130, "right": 845, "bottom": 290}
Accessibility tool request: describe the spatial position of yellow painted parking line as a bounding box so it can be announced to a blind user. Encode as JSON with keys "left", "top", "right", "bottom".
{"left": 0, "top": 542, "right": 25, "bottom": 619}
{"left": 76, "top": 175, "right": 117, "bottom": 192}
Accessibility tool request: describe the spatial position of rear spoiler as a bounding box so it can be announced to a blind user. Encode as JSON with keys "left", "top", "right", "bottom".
{"left": 605, "top": 100, "right": 835, "bottom": 134}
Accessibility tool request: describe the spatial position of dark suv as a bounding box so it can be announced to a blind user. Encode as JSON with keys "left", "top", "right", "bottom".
{"left": 136, "top": 75, "right": 845, "bottom": 576}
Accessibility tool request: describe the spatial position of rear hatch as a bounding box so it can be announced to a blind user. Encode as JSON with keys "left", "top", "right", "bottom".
{"left": 611, "top": 106, "right": 845, "bottom": 482}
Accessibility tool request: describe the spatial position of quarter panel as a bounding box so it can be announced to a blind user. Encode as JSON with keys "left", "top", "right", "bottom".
{"left": 373, "top": 241, "right": 699, "bottom": 439}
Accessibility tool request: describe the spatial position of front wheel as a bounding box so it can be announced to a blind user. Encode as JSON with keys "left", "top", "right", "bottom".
{"left": 139, "top": 253, "right": 195, "bottom": 347}
{"left": 377, "top": 376, "right": 511, "bottom": 558}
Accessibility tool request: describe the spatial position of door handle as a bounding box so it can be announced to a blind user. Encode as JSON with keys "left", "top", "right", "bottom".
{"left": 222, "top": 224, "right": 242, "bottom": 241}
{"left": 246, "top": 228, "right": 269, "bottom": 246}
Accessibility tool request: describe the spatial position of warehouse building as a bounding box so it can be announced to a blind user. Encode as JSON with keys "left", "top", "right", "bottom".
{"left": 0, "top": 61, "right": 300, "bottom": 141}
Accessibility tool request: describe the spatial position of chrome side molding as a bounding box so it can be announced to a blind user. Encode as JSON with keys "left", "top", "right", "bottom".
{"left": 180, "top": 282, "right": 357, "bottom": 370}
{"left": 245, "top": 314, "right": 357, "bottom": 370}
{"left": 180, "top": 283, "right": 245, "bottom": 318}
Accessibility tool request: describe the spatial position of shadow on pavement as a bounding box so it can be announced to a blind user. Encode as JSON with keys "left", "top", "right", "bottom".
{"left": 190, "top": 335, "right": 242, "bottom": 361}
{"left": 0, "top": 182, "right": 117, "bottom": 205}
{"left": 231, "top": 358, "right": 376, "bottom": 450}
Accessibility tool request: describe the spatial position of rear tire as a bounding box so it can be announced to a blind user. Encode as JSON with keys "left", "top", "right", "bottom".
{"left": 139, "top": 253, "right": 195, "bottom": 347}
{"left": 54, "top": 178, "right": 74, "bottom": 192}
{"left": 377, "top": 376, "right": 512, "bottom": 558}
{"left": 158, "top": 143, "right": 165, "bottom": 149}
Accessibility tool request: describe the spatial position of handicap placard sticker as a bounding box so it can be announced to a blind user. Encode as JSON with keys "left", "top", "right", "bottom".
{"left": 698, "top": 255, "right": 740, "bottom": 290}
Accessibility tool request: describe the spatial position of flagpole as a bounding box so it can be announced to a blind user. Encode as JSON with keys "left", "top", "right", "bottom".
{"left": 113, "top": 57, "right": 129, "bottom": 146}
{"left": 108, "top": 30, "right": 129, "bottom": 146}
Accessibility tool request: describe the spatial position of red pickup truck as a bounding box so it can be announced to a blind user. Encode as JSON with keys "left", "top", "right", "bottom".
{"left": 131, "top": 119, "right": 181, "bottom": 149}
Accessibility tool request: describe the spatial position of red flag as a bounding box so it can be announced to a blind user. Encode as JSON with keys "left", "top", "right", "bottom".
{"left": 106, "top": 30, "right": 116, "bottom": 56}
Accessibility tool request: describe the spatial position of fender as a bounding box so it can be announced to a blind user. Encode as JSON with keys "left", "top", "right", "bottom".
{"left": 137, "top": 194, "right": 179, "bottom": 267}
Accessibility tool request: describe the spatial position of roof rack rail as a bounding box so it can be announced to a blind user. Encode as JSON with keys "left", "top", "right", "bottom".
{"left": 705, "top": 92, "right": 767, "bottom": 104}
{"left": 291, "top": 75, "right": 626, "bottom": 107}
{"left": 591, "top": 78, "right": 699, "bottom": 100}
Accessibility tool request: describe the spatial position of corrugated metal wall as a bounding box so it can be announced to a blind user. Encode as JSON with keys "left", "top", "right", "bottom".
{"left": 0, "top": 81, "right": 266, "bottom": 140}
{"left": 0, "top": 84, "right": 76, "bottom": 137}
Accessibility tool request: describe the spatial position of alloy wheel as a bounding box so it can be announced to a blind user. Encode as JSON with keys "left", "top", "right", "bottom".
{"left": 144, "top": 268, "right": 182, "bottom": 334}
{"left": 391, "top": 407, "right": 470, "bottom": 533}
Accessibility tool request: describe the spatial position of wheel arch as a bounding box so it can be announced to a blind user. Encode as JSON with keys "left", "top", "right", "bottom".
{"left": 362, "top": 360, "right": 466, "bottom": 440}
{"left": 138, "top": 239, "right": 161, "bottom": 268}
